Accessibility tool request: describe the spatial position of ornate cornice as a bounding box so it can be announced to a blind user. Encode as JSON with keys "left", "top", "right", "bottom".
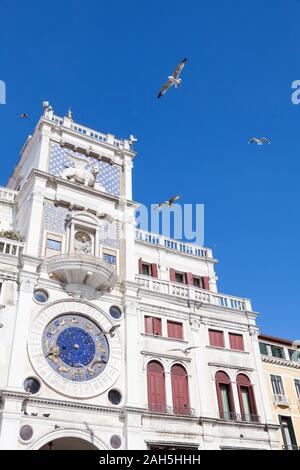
{"left": 261, "top": 355, "right": 300, "bottom": 369}
{"left": 1, "top": 390, "right": 121, "bottom": 414}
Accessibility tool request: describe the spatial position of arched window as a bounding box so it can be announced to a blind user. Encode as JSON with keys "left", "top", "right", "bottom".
{"left": 171, "top": 364, "right": 191, "bottom": 415}
{"left": 236, "top": 374, "right": 259, "bottom": 422}
{"left": 147, "top": 361, "right": 166, "bottom": 413}
{"left": 215, "top": 371, "right": 235, "bottom": 420}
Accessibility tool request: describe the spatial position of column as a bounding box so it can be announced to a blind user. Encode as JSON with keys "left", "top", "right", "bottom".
{"left": 24, "top": 181, "right": 46, "bottom": 257}
{"left": 6, "top": 275, "right": 37, "bottom": 391}
{"left": 122, "top": 155, "right": 133, "bottom": 200}
{"left": 0, "top": 394, "right": 23, "bottom": 450}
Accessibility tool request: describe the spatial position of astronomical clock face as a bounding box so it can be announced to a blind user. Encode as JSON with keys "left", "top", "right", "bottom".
{"left": 42, "top": 314, "right": 109, "bottom": 382}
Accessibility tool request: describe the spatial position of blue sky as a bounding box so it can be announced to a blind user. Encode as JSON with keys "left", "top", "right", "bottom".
{"left": 0, "top": 0, "right": 299, "bottom": 338}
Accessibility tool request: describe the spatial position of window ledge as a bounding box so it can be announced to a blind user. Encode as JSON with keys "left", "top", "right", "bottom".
{"left": 206, "top": 345, "right": 249, "bottom": 354}
{"left": 141, "top": 332, "right": 187, "bottom": 343}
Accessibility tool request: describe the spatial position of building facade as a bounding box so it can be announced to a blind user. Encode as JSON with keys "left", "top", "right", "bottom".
{"left": 259, "top": 334, "right": 300, "bottom": 450}
{"left": 0, "top": 104, "right": 279, "bottom": 450}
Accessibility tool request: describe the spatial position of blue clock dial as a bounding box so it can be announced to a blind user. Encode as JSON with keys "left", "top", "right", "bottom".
{"left": 42, "top": 314, "right": 109, "bottom": 382}
{"left": 57, "top": 327, "right": 96, "bottom": 367}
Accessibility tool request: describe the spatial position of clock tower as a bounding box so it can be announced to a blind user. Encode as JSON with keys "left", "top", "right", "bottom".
{"left": 0, "top": 103, "right": 279, "bottom": 450}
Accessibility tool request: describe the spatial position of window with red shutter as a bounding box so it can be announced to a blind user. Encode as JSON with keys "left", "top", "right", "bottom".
{"left": 145, "top": 316, "right": 153, "bottom": 334}
{"left": 229, "top": 333, "right": 244, "bottom": 351}
{"left": 153, "top": 317, "right": 162, "bottom": 336}
{"left": 215, "top": 371, "right": 235, "bottom": 420}
{"left": 144, "top": 316, "right": 162, "bottom": 336}
{"left": 185, "top": 272, "right": 194, "bottom": 285}
{"left": 236, "top": 374, "right": 258, "bottom": 422}
{"left": 171, "top": 364, "right": 190, "bottom": 415}
{"left": 167, "top": 321, "right": 183, "bottom": 340}
{"left": 202, "top": 276, "right": 210, "bottom": 290}
{"left": 147, "top": 361, "right": 166, "bottom": 413}
{"left": 209, "top": 329, "right": 225, "bottom": 348}
{"left": 169, "top": 268, "right": 176, "bottom": 282}
{"left": 151, "top": 263, "right": 158, "bottom": 278}
{"left": 138, "top": 257, "right": 143, "bottom": 274}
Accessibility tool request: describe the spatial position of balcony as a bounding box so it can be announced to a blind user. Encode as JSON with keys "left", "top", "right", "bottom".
{"left": 136, "top": 275, "right": 252, "bottom": 311}
{"left": 148, "top": 404, "right": 195, "bottom": 417}
{"left": 0, "top": 187, "right": 17, "bottom": 203}
{"left": 47, "top": 252, "right": 117, "bottom": 299}
{"left": 0, "top": 237, "right": 23, "bottom": 257}
{"left": 135, "top": 229, "right": 212, "bottom": 260}
{"left": 273, "top": 394, "right": 290, "bottom": 406}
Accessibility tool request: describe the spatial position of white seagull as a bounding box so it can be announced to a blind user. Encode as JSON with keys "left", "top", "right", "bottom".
{"left": 168, "top": 346, "right": 200, "bottom": 355}
{"left": 155, "top": 195, "right": 180, "bottom": 210}
{"left": 248, "top": 137, "right": 271, "bottom": 146}
{"left": 157, "top": 58, "right": 187, "bottom": 99}
{"left": 102, "top": 324, "right": 121, "bottom": 337}
{"left": 129, "top": 134, "right": 138, "bottom": 144}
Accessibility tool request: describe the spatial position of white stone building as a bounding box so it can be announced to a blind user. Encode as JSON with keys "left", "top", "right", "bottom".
{"left": 0, "top": 105, "right": 279, "bottom": 450}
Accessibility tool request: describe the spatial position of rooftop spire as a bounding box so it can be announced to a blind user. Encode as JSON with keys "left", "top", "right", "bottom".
{"left": 67, "top": 108, "right": 73, "bottom": 120}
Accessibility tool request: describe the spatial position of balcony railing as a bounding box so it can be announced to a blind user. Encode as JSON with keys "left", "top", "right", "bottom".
{"left": 273, "top": 394, "right": 290, "bottom": 406}
{"left": 136, "top": 275, "right": 252, "bottom": 311}
{"left": 136, "top": 229, "right": 212, "bottom": 259}
{"left": 0, "top": 237, "right": 23, "bottom": 257}
{"left": 148, "top": 404, "right": 195, "bottom": 417}
{"left": 218, "top": 412, "right": 260, "bottom": 423}
{"left": 48, "top": 114, "right": 131, "bottom": 149}
{"left": 0, "top": 187, "right": 17, "bottom": 203}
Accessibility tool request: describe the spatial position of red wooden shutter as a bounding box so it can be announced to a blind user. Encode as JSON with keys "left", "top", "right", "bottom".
{"left": 147, "top": 361, "right": 166, "bottom": 413}
{"left": 171, "top": 365, "right": 190, "bottom": 415}
{"left": 202, "top": 276, "right": 210, "bottom": 290}
{"left": 209, "top": 329, "right": 225, "bottom": 348}
{"left": 145, "top": 316, "right": 153, "bottom": 334}
{"left": 167, "top": 321, "right": 183, "bottom": 339}
{"left": 138, "top": 257, "right": 143, "bottom": 274}
{"left": 153, "top": 317, "right": 162, "bottom": 336}
{"left": 236, "top": 374, "right": 257, "bottom": 418}
{"left": 229, "top": 333, "right": 244, "bottom": 351}
{"left": 185, "top": 272, "right": 194, "bottom": 285}
{"left": 169, "top": 268, "right": 176, "bottom": 282}
{"left": 151, "top": 263, "right": 158, "bottom": 278}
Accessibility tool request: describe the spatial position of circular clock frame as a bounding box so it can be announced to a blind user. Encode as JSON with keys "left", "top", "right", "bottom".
{"left": 42, "top": 314, "right": 109, "bottom": 383}
{"left": 27, "top": 300, "right": 122, "bottom": 398}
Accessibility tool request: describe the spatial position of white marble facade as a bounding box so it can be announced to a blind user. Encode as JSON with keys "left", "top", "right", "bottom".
{"left": 0, "top": 106, "right": 280, "bottom": 450}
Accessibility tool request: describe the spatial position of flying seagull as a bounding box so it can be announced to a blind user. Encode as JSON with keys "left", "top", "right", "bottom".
{"left": 129, "top": 134, "right": 138, "bottom": 144}
{"left": 155, "top": 195, "right": 180, "bottom": 210}
{"left": 248, "top": 137, "right": 271, "bottom": 145}
{"left": 157, "top": 58, "right": 187, "bottom": 99}
{"left": 169, "top": 346, "right": 200, "bottom": 355}
{"left": 19, "top": 113, "right": 29, "bottom": 119}
{"left": 103, "top": 324, "right": 121, "bottom": 337}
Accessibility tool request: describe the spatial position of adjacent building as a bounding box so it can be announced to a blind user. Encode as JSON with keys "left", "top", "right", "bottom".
{"left": 259, "top": 334, "right": 300, "bottom": 450}
{"left": 0, "top": 104, "right": 279, "bottom": 449}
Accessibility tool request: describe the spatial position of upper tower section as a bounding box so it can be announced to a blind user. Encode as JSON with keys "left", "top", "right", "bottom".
{"left": 3, "top": 103, "right": 139, "bottom": 288}
{"left": 8, "top": 102, "right": 136, "bottom": 201}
